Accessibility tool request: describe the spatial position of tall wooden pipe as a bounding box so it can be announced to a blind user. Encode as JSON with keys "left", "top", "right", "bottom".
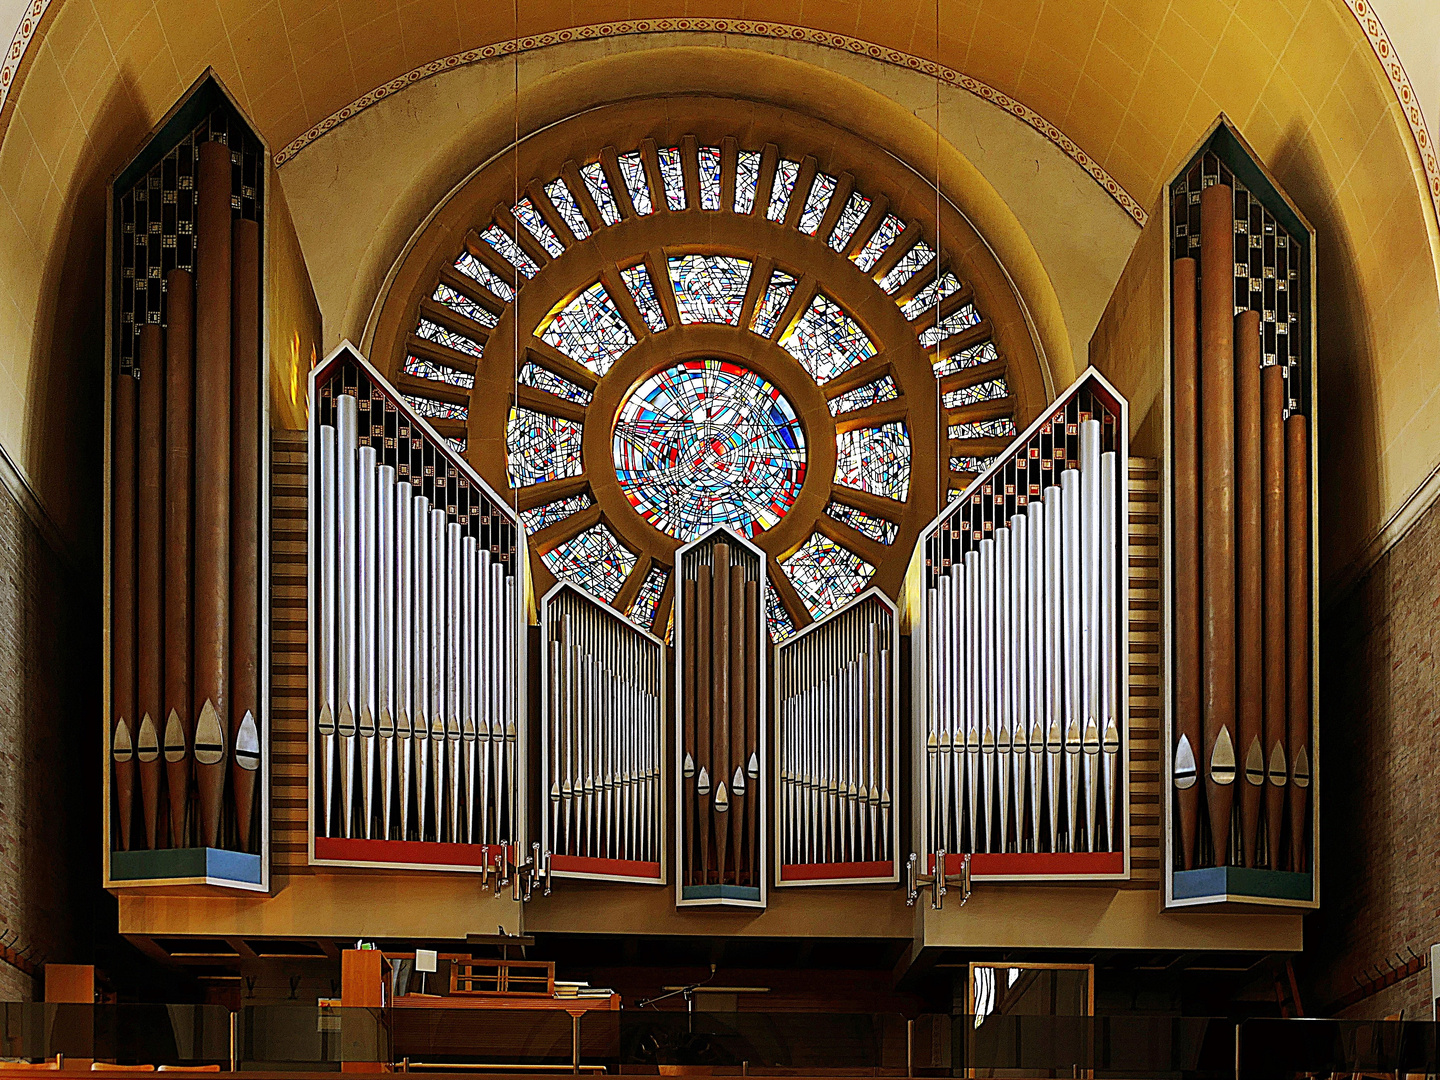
{"left": 1261, "top": 364, "right": 1288, "bottom": 868}
{"left": 696, "top": 563, "right": 712, "bottom": 885}
{"left": 1171, "top": 256, "right": 1202, "bottom": 870}
{"left": 682, "top": 578, "right": 697, "bottom": 884}
{"left": 745, "top": 578, "right": 759, "bottom": 886}
{"left": 1286, "top": 411, "right": 1311, "bottom": 871}
{"left": 231, "top": 217, "right": 261, "bottom": 850}
{"left": 194, "top": 138, "right": 232, "bottom": 849}
{"left": 729, "top": 563, "right": 745, "bottom": 885}
{"left": 164, "top": 269, "right": 194, "bottom": 847}
{"left": 112, "top": 370, "right": 139, "bottom": 852}
{"left": 137, "top": 325, "right": 165, "bottom": 848}
{"left": 712, "top": 543, "right": 731, "bottom": 885}
{"left": 1234, "top": 310, "right": 1263, "bottom": 866}
{"left": 1199, "top": 184, "right": 1236, "bottom": 866}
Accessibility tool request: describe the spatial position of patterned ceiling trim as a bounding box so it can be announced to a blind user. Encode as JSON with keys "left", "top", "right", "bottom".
{"left": 1344, "top": 0, "right": 1440, "bottom": 216}
{"left": 268, "top": 18, "right": 1149, "bottom": 226}
{"left": 0, "top": 0, "right": 51, "bottom": 119}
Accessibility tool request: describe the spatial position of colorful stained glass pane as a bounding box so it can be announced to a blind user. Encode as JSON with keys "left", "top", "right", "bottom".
{"left": 479, "top": 225, "right": 540, "bottom": 277}
{"left": 404, "top": 354, "right": 475, "bottom": 389}
{"left": 579, "top": 161, "right": 621, "bottom": 226}
{"left": 518, "top": 491, "right": 593, "bottom": 534}
{"left": 779, "top": 291, "right": 876, "bottom": 384}
{"left": 432, "top": 283, "right": 498, "bottom": 327}
{"left": 513, "top": 198, "right": 564, "bottom": 258}
{"left": 620, "top": 263, "right": 667, "bottom": 333}
{"left": 750, "top": 269, "right": 798, "bottom": 338}
{"left": 540, "top": 523, "right": 636, "bottom": 603}
{"left": 766, "top": 580, "right": 797, "bottom": 643}
{"left": 506, "top": 406, "right": 583, "bottom": 487}
{"left": 826, "top": 500, "right": 898, "bottom": 544}
{"left": 405, "top": 394, "right": 467, "bottom": 421}
{"left": 766, "top": 159, "right": 800, "bottom": 222}
{"left": 544, "top": 177, "right": 592, "bottom": 240}
{"left": 851, "top": 213, "right": 905, "bottom": 272}
{"left": 900, "top": 270, "right": 962, "bottom": 319}
{"left": 828, "top": 192, "right": 871, "bottom": 252}
{"left": 935, "top": 339, "right": 1000, "bottom": 378}
{"left": 948, "top": 416, "right": 1017, "bottom": 439}
{"left": 734, "top": 150, "right": 761, "bottom": 214}
{"left": 834, "top": 422, "right": 911, "bottom": 502}
{"left": 617, "top": 152, "right": 653, "bottom": 216}
{"left": 827, "top": 375, "right": 899, "bottom": 417}
{"left": 658, "top": 146, "right": 686, "bottom": 210}
{"left": 943, "top": 377, "right": 1008, "bottom": 408}
{"left": 698, "top": 147, "right": 722, "bottom": 210}
{"left": 879, "top": 239, "right": 935, "bottom": 293}
{"left": 612, "top": 359, "right": 807, "bottom": 541}
{"left": 518, "top": 361, "right": 592, "bottom": 405}
{"left": 782, "top": 533, "right": 874, "bottom": 620}
{"left": 797, "top": 173, "right": 837, "bottom": 235}
{"left": 538, "top": 281, "right": 637, "bottom": 376}
{"left": 454, "top": 251, "right": 516, "bottom": 302}
{"left": 627, "top": 564, "right": 668, "bottom": 628}
{"left": 417, "top": 317, "right": 483, "bottom": 359}
{"left": 951, "top": 455, "right": 996, "bottom": 474}
{"left": 919, "top": 304, "right": 982, "bottom": 348}
{"left": 668, "top": 255, "right": 752, "bottom": 325}
{"left": 446, "top": 437, "right": 467, "bottom": 454}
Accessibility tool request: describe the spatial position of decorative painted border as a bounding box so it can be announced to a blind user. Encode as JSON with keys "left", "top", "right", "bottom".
{"left": 1344, "top": 0, "right": 1440, "bottom": 217}
{"left": 268, "top": 19, "right": 1150, "bottom": 226}
{"left": 0, "top": 0, "right": 50, "bottom": 118}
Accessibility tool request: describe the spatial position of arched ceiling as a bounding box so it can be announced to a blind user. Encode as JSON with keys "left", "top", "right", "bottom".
{"left": 0, "top": 0, "right": 1436, "bottom": 591}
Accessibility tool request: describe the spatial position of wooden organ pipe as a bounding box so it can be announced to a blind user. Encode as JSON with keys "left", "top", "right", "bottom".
{"left": 163, "top": 270, "right": 194, "bottom": 848}
{"left": 137, "top": 325, "right": 165, "bottom": 850}
{"left": 712, "top": 543, "right": 731, "bottom": 883}
{"left": 1261, "top": 364, "right": 1288, "bottom": 869}
{"left": 729, "top": 563, "right": 745, "bottom": 884}
{"left": 193, "top": 138, "right": 232, "bottom": 849}
{"left": 682, "top": 578, "right": 696, "bottom": 882}
{"left": 1234, "top": 310, "right": 1264, "bottom": 866}
{"left": 1286, "top": 412, "right": 1311, "bottom": 871}
{"left": 112, "top": 370, "right": 138, "bottom": 852}
{"left": 1198, "top": 183, "right": 1237, "bottom": 866}
{"left": 230, "top": 218, "right": 261, "bottom": 850}
{"left": 696, "top": 562, "right": 712, "bottom": 883}
{"left": 745, "top": 579, "right": 759, "bottom": 886}
{"left": 1171, "top": 256, "right": 1201, "bottom": 869}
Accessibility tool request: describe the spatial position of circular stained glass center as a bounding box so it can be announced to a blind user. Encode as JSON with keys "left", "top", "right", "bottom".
{"left": 612, "top": 359, "right": 807, "bottom": 541}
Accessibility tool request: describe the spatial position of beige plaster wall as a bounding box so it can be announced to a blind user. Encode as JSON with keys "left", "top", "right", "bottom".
{"left": 274, "top": 32, "right": 1140, "bottom": 385}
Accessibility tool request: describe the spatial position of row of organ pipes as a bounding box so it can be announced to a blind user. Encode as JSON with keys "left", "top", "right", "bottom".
{"left": 111, "top": 131, "right": 262, "bottom": 854}
{"left": 678, "top": 535, "right": 763, "bottom": 897}
{"left": 543, "top": 585, "right": 664, "bottom": 872}
{"left": 1172, "top": 176, "right": 1311, "bottom": 872}
{"left": 312, "top": 379, "right": 523, "bottom": 848}
{"left": 776, "top": 593, "right": 897, "bottom": 876}
{"left": 922, "top": 381, "right": 1124, "bottom": 858}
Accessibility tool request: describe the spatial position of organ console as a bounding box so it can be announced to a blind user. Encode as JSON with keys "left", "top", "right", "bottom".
{"left": 308, "top": 345, "right": 528, "bottom": 871}
{"left": 910, "top": 369, "right": 1129, "bottom": 880}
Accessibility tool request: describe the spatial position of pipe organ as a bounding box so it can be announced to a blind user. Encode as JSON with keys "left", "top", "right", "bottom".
{"left": 673, "top": 528, "right": 766, "bottom": 908}
{"left": 541, "top": 582, "right": 665, "bottom": 883}
{"left": 105, "top": 76, "right": 268, "bottom": 891}
{"left": 1164, "top": 120, "right": 1317, "bottom": 908}
{"left": 913, "top": 370, "right": 1128, "bottom": 880}
{"left": 775, "top": 589, "right": 899, "bottom": 885}
{"left": 309, "top": 347, "right": 527, "bottom": 871}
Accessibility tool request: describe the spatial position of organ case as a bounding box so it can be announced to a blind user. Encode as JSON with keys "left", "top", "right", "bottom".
{"left": 541, "top": 582, "right": 666, "bottom": 883}
{"left": 103, "top": 72, "right": 270, "bottom": 892}
{"left": 1161, "top": 118, "right": 1318, "bottom": 910}
{"left": 308, "top": 344, "right": 528, "bottom": 872}
{"left": 909, "top": 369, "right": 1130, "bottom": 880}
{"left": 673, "top": 527, "right": 767, "bottom": 908}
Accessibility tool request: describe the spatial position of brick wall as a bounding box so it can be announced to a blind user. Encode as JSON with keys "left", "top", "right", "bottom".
{"left": 1303, "top": 492, "right": 1440, "bottom": 1019}
{"left": 0, "top": 479, "right": 98, "bottom": 1001}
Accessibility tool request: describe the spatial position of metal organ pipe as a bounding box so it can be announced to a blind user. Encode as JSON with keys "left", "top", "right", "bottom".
{"left": 1043, "top": 483, "right": 1063, "bottom": 854}
{"left": 357, "top": 444, "right": 378, "bottom": 839}
{"left": 412, "top": 492, "right": 431, "bottom": 841}
{"left": 1060, "top": 466, "right": 1082, "bottom": 852}
{"left": 394, "top": 479, "right": 413, "bottom": 841}
{"left": 376, "top": 468, "right": 396, "bottom": 840}
{"left": 1099, "top": 449, "right": 1120, "bottom": 850}
{"left": 317, "top": 425, "right": 337, "bottom": 837}
{"left": 335, "top": 394, "right": 359, "bottom": 839}
{"left": 1080, "top": 419, "right": 1102, "bottom": 853}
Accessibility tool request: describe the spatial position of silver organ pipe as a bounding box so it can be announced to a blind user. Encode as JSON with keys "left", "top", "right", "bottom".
{"left": 542, "top": 582, "right": 665, "bottom": 882}
{"left": 776, "top": 589, "right": 899, "bottom": 885}
{"left": 309, "top": 348, "right": 525, "bottom": 867}
{"left": 917, "top": 371, "right": 1128, "bottom": 877}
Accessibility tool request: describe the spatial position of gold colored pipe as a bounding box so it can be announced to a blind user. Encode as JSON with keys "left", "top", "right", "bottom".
{"left": 1285, "top": 413, "right": 1311, "bottom": 872}
{"left": 1171, "top": 256, "right": 1201, "bottom": 870}
{"left": 137, "top": 324, "right": 165, "bottom": 849}
{"left": 164, "top": 269, "right": 195, "bottom": 848}
{"left": 1261, "top": 364, "right": 1288, "bottom": 869}
{"left": 1234, "top": 310, "right": 1264, "bottom": 866}
{"left": 112, "top": 368, "right": 139, "bottom": 852}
